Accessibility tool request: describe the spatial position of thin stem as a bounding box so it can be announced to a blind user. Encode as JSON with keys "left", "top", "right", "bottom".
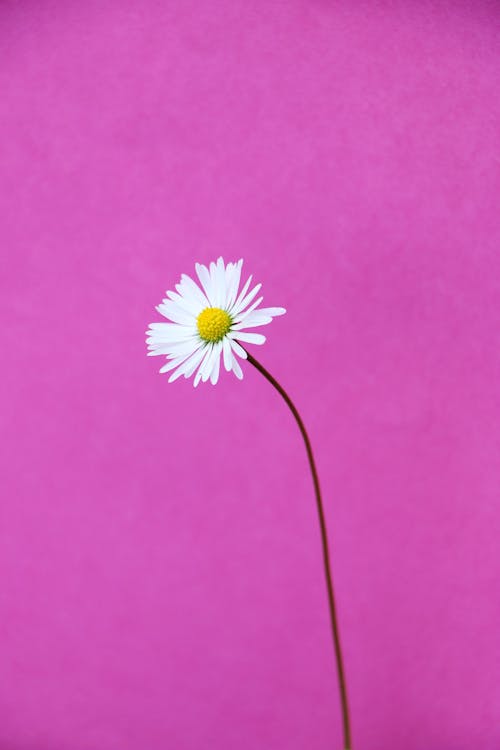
{"left": 245, "top": 350, "right": 353, "bottom": 750}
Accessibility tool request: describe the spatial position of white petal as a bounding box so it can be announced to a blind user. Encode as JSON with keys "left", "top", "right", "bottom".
{"left": 231, "top": 314, "right": 272, "bottom": 330}
{"left": 157, "top": 302, "right": 195, "bottom": 326}
{"left": 215, "top": 257, "right": 227, "bottom": 308}
{"left": 161, "top": 339, "right": 200, "bottom": 357}
{"left": 229, "top": 338, "right": 248, "bottom": 360}
{"left": 229, "top": 331, "right": 266, "bottom": 345}
{"left": 201, "top": 344, "right": 218, "bottom": 382}
{"left": 223, "top": 337, "right": 233, "bottom": 371}
{"left": 231, "top": 353, "right": 244, "bottom": 380}
{"left": 193, "top": 346, "right": 213, "bottom": 387}
{"left": 160, "top": 360, "right": 182, "bottom": 374}
{"left": 209, "top": 262, "right": 218, "bottom": 305}
{"left": 234, "top": 303, "right": 286, "bottom": 328}
{"left": 224, "top": 262, "right": 235, "bottom": 301}
{"left": 231, "top": 283, "right": 262, "bottom": 317}
{"left": 255, "top": 306, "right": 286, "bottom": 317}
{"left": 210, "top": 342, "right": 222, "bottom": 384}
{"left": 146, "top": 336, "right": 194, "bottom": 348}
{"left": 195, "top": 263, "right": 215, "bottom": 305}
{"left": 159, "top": 351, "right": 192, "bottom": 373}
{"left": 179, "top": 273, "right": 210, "bottom": 308}
{"left": 146, "top": 322, "right": 195, "bottom": 342}
{"left": 168, "top": 289, "right": 203, "bottom": 317}
{"left": 168, "top": 363, "right": 190, "bottom": 382}
{"left": 226, "top": 259, "right": 243, "bottom": 308}
{"left": 196, "top": 345, "right": 214, "bottom": 383}
{"left": 146, "top": 332, "right": 191, "bottom": 344}
{"left": 147, "top": 339, "right": 198, "bottom": 356}
{"left": 182, "top": 346, "right": 207, "bottom": 378}
{"left": 222, "top": 262, "right": 235, "bottom": 308}
{"left": 229, "top": 273, "right": 252, "bottom": 313}
{"left": 147, "top": 322, "right": 193, "bottom": 333}
{"left": 146, "top": 328, "right": 197, "bottom": 345}
{"left": 168, "top": 345, "right": 205, "bottom": 382}
{"left": 209, "top": 259, "right": 226, "bottom": 309}
{"left": 208, "top": 344, "right": 222, "bottom": 381}
{"left": 233, "top": 296, "right": 264, "bottom": 324}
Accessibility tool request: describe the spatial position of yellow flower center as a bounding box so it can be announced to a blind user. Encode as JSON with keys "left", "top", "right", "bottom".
{"left": 197, "top": 307, "right": 232, "bottom": 343}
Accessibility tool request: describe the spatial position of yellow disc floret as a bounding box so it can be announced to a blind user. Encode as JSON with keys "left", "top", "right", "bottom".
{"left": 197, "top": 307, "right": 232, "bottom": 343}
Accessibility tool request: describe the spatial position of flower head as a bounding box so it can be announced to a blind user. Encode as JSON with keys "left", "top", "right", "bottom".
{"left": 146, "top": 258, "right": 286, "bottom": 386}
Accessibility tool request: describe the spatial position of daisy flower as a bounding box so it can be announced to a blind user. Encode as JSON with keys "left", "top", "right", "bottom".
{"left": 146, "top": 257, "right": 286, "bottom": 386}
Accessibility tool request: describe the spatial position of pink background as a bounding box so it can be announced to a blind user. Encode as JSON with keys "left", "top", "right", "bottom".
{"left": 1, "top": 1, "right": 499, "bottom": 748}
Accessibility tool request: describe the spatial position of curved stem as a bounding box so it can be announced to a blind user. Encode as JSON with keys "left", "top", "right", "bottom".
{"left": 244, "top": 350, "right": 353, "bottom": 750}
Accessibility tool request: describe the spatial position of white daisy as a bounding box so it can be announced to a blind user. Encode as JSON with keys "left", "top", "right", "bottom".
{"left": 146, "top": 257, "right": 286, "bottom": 386}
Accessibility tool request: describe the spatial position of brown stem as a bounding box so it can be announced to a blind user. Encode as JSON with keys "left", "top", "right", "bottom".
{"left": 244, "top": 350, "right": 353, "bottom": 750}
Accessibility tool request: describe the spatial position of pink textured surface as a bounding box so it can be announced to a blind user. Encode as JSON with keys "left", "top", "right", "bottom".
{"left": 1, "top": 1, "right": 499, "bottom": 748}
